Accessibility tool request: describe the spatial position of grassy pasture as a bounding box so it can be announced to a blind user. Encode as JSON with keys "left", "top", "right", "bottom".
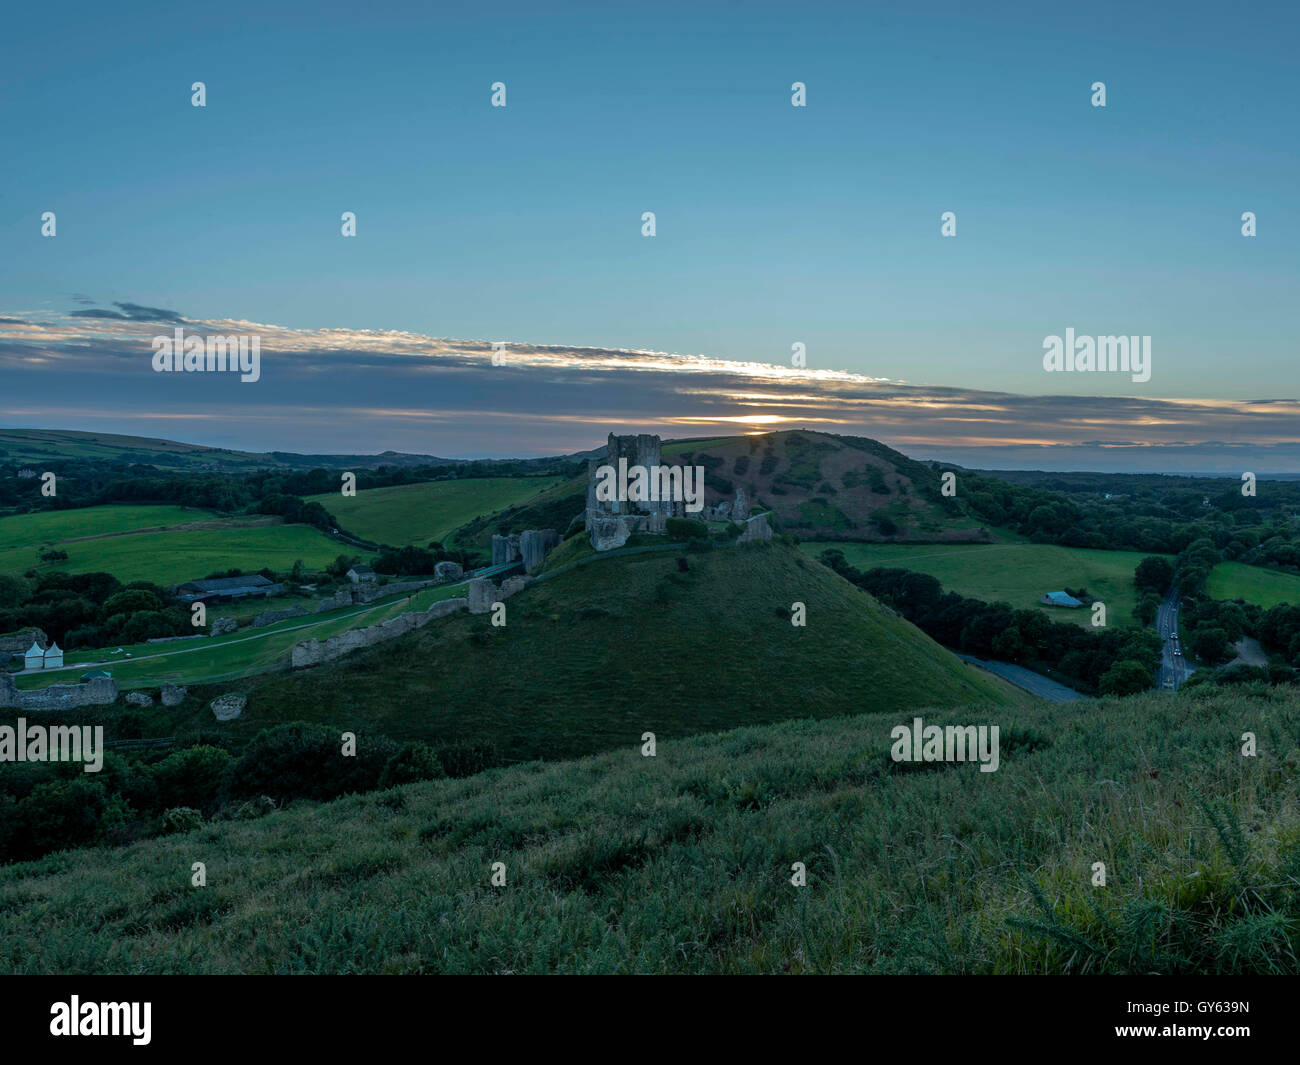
{"left": 0, "top": 504, "right": 205, "bottom": 551}
{"left": 0, "top": 508, "right": 340, "bottom": 585}
{"left": 1207, "top": 562, "right": 1300, "bottom": 609}
{"left": 308, "top": 477, "right": 564, "bottom": 546}
{"left": 802, "top": 541, "right": 1163, "bottom": 628}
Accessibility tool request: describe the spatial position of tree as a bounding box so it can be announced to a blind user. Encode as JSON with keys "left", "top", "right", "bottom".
{"left": 1099, "top": 660, "right": 1152, "bottom": 696}
{"left": 1134, "top": 556, "right": 1174, "bottom": 594}
{"left": 1192, "top": 626, "right": 1232, "bottom": 665}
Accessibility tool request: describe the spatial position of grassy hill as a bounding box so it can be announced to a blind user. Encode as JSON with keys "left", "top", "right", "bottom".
{"left": 0, "top": 505, "right": 340, "bottom": 584}
{"left": 307, "top": 476, "right": 564, "bottom": 547}
{"left": 663, "top": 430, "right": 991, "bottom": 542}
{"left": 1207, "top": 561, "right": 1300, "bottom": 609}
{"left": 210, "top": 541, "right": 1029, "bottom": 761}
{"left": 445, "top": 430, "right": 997, "bottom": 552}
{"left": 803, "top": 541, "right": 1165, "bottom": 628}
{"left": 2, "top": 684, "right": 1296, "bottom": 974}
{"left": 0, "top": 427, "right": 558, "bottom": 472}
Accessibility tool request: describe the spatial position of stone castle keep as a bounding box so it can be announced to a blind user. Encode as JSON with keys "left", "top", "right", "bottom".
{"left": 585, "top": 433, "right": 683, "bottom": 550}
{"left": 584, "top": 432, "right": 767, "bottom": 550}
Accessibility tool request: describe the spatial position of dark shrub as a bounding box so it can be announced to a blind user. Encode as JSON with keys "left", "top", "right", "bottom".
{"left": 379, "top": 742, "right": 445, "bottom": 788}
{"left": 223, "top": 723, "right": 396, "bottom": 803}
{"left": 666, "top": 518, "right": 708, "bottom": 541}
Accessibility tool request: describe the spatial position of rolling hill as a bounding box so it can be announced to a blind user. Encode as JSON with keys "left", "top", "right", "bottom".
{"left": 0, "top": 427, "right": 566, "bottom": 473}
{"left": 447, "top": 430, "right": 997, "bottom": 550}
{"left": 307, "top": 476, "right": 564, "bottom": 547}
{"left": 202, "top": 540, "right": 1031, "bottom": 761}
{"left": 2, "top": 685, "right": 1295, "bottom": 973}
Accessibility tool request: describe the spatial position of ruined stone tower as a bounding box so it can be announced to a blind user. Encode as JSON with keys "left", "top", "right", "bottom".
{"left": 584, "top": 433, "right": 685, "bottom": 550}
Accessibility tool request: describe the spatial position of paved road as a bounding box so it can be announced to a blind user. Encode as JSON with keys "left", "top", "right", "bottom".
{"left": 955, "top": 653, "right": 1085, "bottom": 703}
{"left": 1154, "top": 588, "right": 1194, "bottom": 691}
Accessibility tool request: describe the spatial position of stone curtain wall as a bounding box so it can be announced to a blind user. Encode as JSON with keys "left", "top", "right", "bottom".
{"left": 291, "top": 597, "right": 468, "bottom": 668}
{"left": 0, "top": 673, "right": 119, "bottom": 710}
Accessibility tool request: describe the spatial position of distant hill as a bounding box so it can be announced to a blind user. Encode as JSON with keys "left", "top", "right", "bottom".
{"left": 0, "top": 428, "right": 560, "bottom": 472}
{"left": 3, "top": 684, "right": 1294, "bottom": 973}
{"left": 210, "top": 540, "right": 1030, "bottom": 761}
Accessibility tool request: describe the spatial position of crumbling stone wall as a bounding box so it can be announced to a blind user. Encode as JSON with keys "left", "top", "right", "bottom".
{"left": 467, "top": 575, "right": 529, "bottom": 614}
{"left": 291, "top": 597, "right": 468, "bottom": 668}
{"left": 0, "top": 628, "right": 48, "bottom": 656}
{"left": 252, "top": 604, "right": 308, "bottom": 628}
{"left": 312, "top": 580, "right": 431, "bottom": 614}
{"left": 737, "top": 511, "right": 773, "bottom": 542}
{"left": 0, "top": 673, "right": 118, "bottom": 710}
{"left": 519, "top": 529, "right": 559, "bottom": 572}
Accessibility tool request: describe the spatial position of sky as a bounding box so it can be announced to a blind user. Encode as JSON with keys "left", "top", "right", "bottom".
{"left": 2, "top": 0, "right": 1297, "bottom": 470}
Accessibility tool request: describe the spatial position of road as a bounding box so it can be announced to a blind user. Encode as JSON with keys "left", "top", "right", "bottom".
{"left": 1154, "top": 588, "right": 1194, "bottom": 691}
{"left": 955, "top": 653, "right": 1084, "bottom": 703}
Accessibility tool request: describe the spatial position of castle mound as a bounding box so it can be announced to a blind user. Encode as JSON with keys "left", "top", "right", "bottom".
{"left": 234, "top": 541, "right": 1029, "bottom": 762}
{"left": 447, "top": 430, "right": 994, "bottom": 553}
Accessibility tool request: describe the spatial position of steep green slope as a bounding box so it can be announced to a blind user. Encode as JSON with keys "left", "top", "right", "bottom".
{"left": 226, "top": 542, "right": 1030, "bottom": 761}
{"left": 2, "top": 686, "right": 1297, "bottom": 974}
{"left": 306, "top": 476, "right": 564, "bottom": 547}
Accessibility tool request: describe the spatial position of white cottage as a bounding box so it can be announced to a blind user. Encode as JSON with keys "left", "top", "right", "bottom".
{"left": 24, "top": 641, "right": 45, "bottom": 670}
{"left": 44, "top": 642, "right": 63, "bottom": 669}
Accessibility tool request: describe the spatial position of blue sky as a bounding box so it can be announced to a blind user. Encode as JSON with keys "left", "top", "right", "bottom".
{"left": 2, "top": 0, "right": 1297, "bottom": 466}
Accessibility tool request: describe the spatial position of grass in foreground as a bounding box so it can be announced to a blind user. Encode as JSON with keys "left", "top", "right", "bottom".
{"left": 1, "top": 685, "right": 1296, "bottom": 973}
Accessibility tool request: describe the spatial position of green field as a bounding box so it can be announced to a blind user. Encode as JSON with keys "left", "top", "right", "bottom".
{"left": 2, "top": 685, "right": 1296, "bottom": 973}
{"left": 802, "top": 541, "right": 1164, "bottom": 628}
{"left": 308, "top": 477, "right": 564, "bottom": 546}
{"left": 233, "top": 542, "right": 1029, "bottom": 760}
{"left": 0, "top": 505, "right": 341, "bottom": 584}
{"left": 0, "top": 504, "right": 205, "bottom": 550}
{"left": 1207, "top": 561, "right": 1300, "bottom": 608}
{"left": 16, "top": 582, "right": 469, "bottom": 690}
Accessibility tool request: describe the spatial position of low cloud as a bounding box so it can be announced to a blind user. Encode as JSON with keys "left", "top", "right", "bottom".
{"left": 0, "top": 311, "right": 1296, "bottom": 472}
{"left": 70, "top": 301, "right": 185, "bottom": 323}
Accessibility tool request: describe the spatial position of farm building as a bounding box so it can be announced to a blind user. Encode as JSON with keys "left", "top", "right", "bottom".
{"left": 1040, "top": 591, "right": 1084, "bottom": 608}
{"left": 347, "top": 565, "right": 377, "bottom": 583}
{"left": 175, "top": 575, "right": 285, "bottom": 603}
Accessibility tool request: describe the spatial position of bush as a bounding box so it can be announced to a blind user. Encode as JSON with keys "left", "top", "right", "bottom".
{"left": 10, "top": 777, "right": 131, "bottom": 860}
{"left": 1099, "top": 660, "right": 1152, "bottom": 696}
{"left": 160, "top": 806, "right": 204, "bottom": 834}
{"left": 152, "top": 745, "right": 233, "bottom": 813}
{"left": 379, "top": 742, "right": 445, "bottom": 788}
{"left": 666, "top": 518, "right": 708, "bottom": 541}
{"left": 223, "top": 723, "right": 396, "bottom": 803}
